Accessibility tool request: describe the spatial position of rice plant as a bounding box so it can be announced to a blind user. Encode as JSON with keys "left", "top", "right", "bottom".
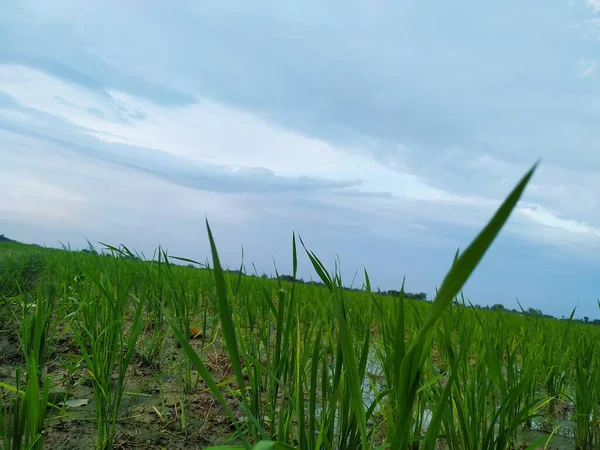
{"left": 0, "top": 356, "right": 50, "bottom": 450}
{"left": 69, "top": 250, "right": 145, "bottom": 450}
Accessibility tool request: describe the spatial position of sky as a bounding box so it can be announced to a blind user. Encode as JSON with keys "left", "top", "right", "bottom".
{"left": 1, "top": 0, "right": 600, "bottom": 319}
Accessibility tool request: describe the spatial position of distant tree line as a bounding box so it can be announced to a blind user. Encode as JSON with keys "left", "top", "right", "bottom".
{"left": 380, "top": 290, "right": 427, "bottom": 300}
{"left": 475, "top": 302, "right": 600, "bottom": 326}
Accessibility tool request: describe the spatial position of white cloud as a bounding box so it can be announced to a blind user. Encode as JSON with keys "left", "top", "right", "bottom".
{"left": 0, "top": 129, "right": 256, "bottom": 238}
{"left": 0, "top": 64, "right": 469, "bottom": 203}
{"left": 586, "top": 0, "right": 600, "bottom": 13}
{"left": 579, "top": 58, "right": 597, "bottom": 77}
{"left": 517, "top": 204, "right": 600, "bottom": 236}
{"left": 2, "top": 63, "right": 600, "bottom": 254}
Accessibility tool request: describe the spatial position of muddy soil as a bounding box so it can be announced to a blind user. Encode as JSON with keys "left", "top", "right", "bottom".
{"left": 0, "top": 331, "right": 245, "bottom": 450}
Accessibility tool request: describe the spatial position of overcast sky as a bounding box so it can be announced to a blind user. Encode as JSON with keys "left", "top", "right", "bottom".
{"left": 1, "top": 0, "right": 599, "bottom": 318}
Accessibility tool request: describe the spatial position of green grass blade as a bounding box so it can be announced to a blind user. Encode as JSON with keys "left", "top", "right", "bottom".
{"left": 205, "top": 220, "right": 248, "bottom": 407}
{"left": 415, "top": 162, "right": 537, "bottom": 342}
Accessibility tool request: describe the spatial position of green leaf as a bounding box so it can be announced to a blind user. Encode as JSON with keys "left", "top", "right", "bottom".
{"left": 205, "top": 219, "right": 248, "bottom": 407}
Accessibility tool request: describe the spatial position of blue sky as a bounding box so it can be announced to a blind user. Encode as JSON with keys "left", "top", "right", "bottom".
{"left": 1, "top": 0, "right": 600, "bottom": 318}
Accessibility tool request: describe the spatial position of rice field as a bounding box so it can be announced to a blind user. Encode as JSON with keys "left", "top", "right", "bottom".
{"left": 1, "top": 164, "right": 599, "bottom": 450}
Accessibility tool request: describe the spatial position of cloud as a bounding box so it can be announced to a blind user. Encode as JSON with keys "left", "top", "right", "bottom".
{"left": 0, "top": 64, "right": 460, "bottom": 201}
{"left": 579, "top": 58, "right": 597, "bottom": 77}
{"left": 0, "top": 131, "right": 258, "bottom": 232}
{"left": 587, "top": 0, "right": 600, "bottom": 13}
{"left": 512, "top": 205, "right": 600, "bottom": 255}
{"left": 517, "top": 204, "right": 600, "bottom": 237}
{"left": 2, "top": 62, "right": 599, "bottom": 252}
{"left": 0, "top": 52, "right": 196, "bottom": 107}
{"left": 2, "top": 0, "right": 595, "bottom": 161}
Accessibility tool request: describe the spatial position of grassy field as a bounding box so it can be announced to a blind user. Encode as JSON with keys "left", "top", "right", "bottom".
{"left": 1, "top": 165, "right": 599, "bottom": 450}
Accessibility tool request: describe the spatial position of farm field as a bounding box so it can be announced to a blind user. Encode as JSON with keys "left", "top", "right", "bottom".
{"left": 1, "top": 167, "right": 599, "bottom": 450}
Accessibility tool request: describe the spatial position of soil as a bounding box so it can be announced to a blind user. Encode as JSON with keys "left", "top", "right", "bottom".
{"left": 0, "top": 330, "right": 244, "bottom": 450}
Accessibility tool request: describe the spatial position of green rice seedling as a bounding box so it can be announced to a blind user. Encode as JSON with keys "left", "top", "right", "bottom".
{"left": 103, "top": 244, "right": 174, "bottom": 369}
{"left": 372, "top": 283, "right": 426, "bottom": 447}
{"left": 515, "top": 317, "right": 546, "bottom": 432}
{"left": 16, "top": 282, "right": 58, "bottom": 377}
{"left": 448, "top": 308, "right": 550, "bottom": 450}
{"left": 229, "top": 301, "right": 270, "bottom": 440}
{"left": 327, "top": 272, "right": 377, "bottom": 449}
{"left": 264, "top": 265, "right": 298, "bottom": 442}
{"left": 572, "top": 331, "right": 600, "bottom": 450}
{"left": 71, "top": 256, "right": 145, "bottom": 450}
{"left": 298, "top": 251, "right": 368, "bottom": 449}
{"left": 541, "top": 309, "right": 575, "bottom": 416}
{"left": 264, "top": 249, "right": 357, "bottom": 448}
{"left": 203, "top": 223, "right": 268, "bottom": 442}
{"left": 255, "top": 272, "right": 340, "bottom": 446}
{"left": 0, "top": 355, "right": 50, "bottom": 450}
{"left": 0, "top": 281, "right": 58, "bottom": 450}
{"left": 161, "top": 247, "right": 204, "bottom": 393}
{"left": 444, "top": 332, "right": 491, "bottom": 449}
{"left": 431, "top": 300, "right": 472, "bottom": 448}
{"left": 136, "top": 248, "right": 169, "bottom": 368}
{"left": 0, "top": 401, "right": 10, "bottom": 449}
